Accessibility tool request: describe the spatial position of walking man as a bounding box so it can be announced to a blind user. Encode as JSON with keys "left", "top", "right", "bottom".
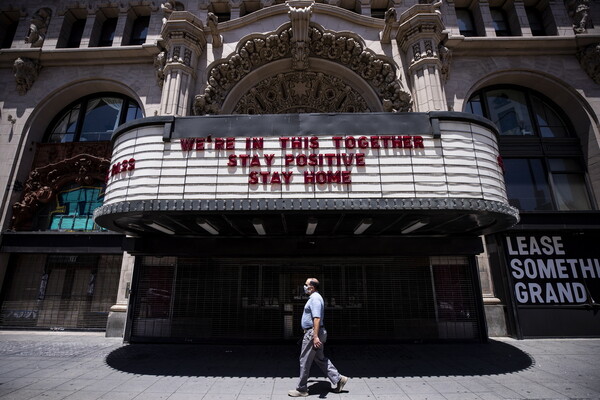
{"left": 288, "top": 278, "right": 348, "bottom": 397}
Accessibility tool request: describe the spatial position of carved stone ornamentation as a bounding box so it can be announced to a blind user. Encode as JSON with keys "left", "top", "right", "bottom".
{"left": 11, "top": 153, "right": 110, "bottom": 231}
{"left": 207, "top": 12, "right": 223, "bottom": 48}
{"left": 565, "top": 0, "right": 592, "bottom": 33}
{"left": 412, "top": 42, "right": 422, "bottom": 61}
{"left": 438, "top": 44, "right": 452, "bottom": 83}
{"left": 381, "top": 8, "right": 397, "bottom": 44}
{"left": 14, "top": 57, "right": 41, "bottom": 95}
{"left": 578, "top": 43, "right": 600, "bottom": 84}
{"left": 154, "top": 50, "right": 167, "bottom": 87}
{"left": 25, "top": 8, "right": 52, "bottom": 47}
{"left": 193, "top": 24, "right": 412, "bottom": 115}
{"left": 288, "top": 0, "right": 314, "bottom": 70}
{"left": 233, "top": 71, "right": 370, "bottom": 114}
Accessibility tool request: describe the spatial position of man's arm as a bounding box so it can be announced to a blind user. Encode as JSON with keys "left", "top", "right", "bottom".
{"left": 312, "top": 317, "right": 322, "bottom": 348}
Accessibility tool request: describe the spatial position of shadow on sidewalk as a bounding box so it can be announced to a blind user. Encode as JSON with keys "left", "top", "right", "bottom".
{"left": 105, "top": 339, "right": 533, "bottom": 377}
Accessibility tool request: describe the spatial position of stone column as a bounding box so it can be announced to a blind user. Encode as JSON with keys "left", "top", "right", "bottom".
{"left": 106, "top": 252, "right": 136, "bottom": 337}
{"left": 360, "top": 0, "right": 371, "bottom": 17}
{"left": 113, "top": 6, "right": 129, "bottom": 46}
{"left": 511, "top": 0, "right": 526, "bottom": 36}
{"left": 396, "top": 4, "right": 447, "bottom": 112}
{"left": 229, "top": 0, "right": 243, "bottom": 19}
{"left": 158, "top": 11, "right": 206, "bottom": 116}
{"left": 477, "top": 0, "right": 497, "bottom": 37}
{"left": 79, "top": 9, "right": 95, "bottom": 47}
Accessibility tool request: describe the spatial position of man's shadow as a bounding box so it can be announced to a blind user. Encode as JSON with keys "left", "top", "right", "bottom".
{"left": 105, "top": 340, "right": 534, "bottom": 379}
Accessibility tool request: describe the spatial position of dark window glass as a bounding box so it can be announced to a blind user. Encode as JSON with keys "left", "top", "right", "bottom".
{"left": 531, "top": 95, "right": 568, "bottom": 137}
{"left": 129, "top": 16, "right": 149, "bottom": 45}
{"left": 456, "top": 8, "right": 477, "bottom": 37}
{"left": 80, "top": 97, "right": 123, "bottom": 142}
{"left": 504, "top": 158, "right": 553, "bottom": 211}
{"left": 526, "top": 6, "right": 545, "bottom": 36}
{"left": 67, "top": 18, "right": 86, "bottom": 48}
{"left": 490, "top": 8, "right": 510, "bottom": 36}
{"left": 99, "top": 17, "right": 117, "bottom": 47}
{"left": 466, "top": 94, "right": 484, "bottom": 116}
{"left": 0, "top": 19, "right": 18, "bottom": 48}
{"left": 548, "top": 159, "right": 591, "bottom": 210}
{"left": 47, "top": 94, "right": 143, "bottom": 143}
{"left": 214, "top": 12, "right": 230, "bottom": 22}
{"left": 486, "top": 89, "right": 534, "bottom": 135}
{"left": 467, "top": 86, "right": 572, "bottom": 138}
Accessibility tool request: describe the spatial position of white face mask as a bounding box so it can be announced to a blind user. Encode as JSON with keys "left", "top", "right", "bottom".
{"left": 303, "top": 285, "right": 311, "bottom": 294}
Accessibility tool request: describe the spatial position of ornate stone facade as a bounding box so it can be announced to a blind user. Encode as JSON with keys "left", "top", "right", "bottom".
{"left": 194, "top": 23, "right": 411, "bottom": 115}
{"left": 233, "top": 71, "right": 370, "bottom": 113}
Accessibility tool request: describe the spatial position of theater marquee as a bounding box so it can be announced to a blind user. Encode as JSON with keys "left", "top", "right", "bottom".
{"left": 95, "top": 112, "right": 519, "bottom": 237}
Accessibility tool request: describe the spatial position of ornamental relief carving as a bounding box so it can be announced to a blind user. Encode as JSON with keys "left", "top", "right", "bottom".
{"left": 11, "top": 154, "right": 109, "bottom": 231}
{"left": 233, "top": 71, "right": 370, "bottom": 114}
{"left": 193, "top": 24, "right": 412, "bottom": 116}
{"left": 578, "top": 43, "right": 600, "bottom": 84}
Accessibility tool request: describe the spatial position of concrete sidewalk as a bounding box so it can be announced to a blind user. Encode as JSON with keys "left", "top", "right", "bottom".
{"left": 0, "top": 331, "right": 599, "bottom": 400}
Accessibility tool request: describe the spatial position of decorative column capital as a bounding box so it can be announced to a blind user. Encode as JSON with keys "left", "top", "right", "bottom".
{"left": 396, "top": 3, "right": 446, "bottom": 70}
{"left": 159, "top": 11, "right": 206, "bottom": 75}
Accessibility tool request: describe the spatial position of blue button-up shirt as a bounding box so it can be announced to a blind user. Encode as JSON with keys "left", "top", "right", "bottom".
{"left": 301, "top": 292, "right": 324, "bottom": 329}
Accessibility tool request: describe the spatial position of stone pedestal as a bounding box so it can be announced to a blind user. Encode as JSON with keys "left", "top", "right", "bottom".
{"left": 105, "top": 252, "right": 135, "bottom": 338}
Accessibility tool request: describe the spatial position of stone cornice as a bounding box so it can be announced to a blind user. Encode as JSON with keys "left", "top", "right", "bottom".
{"left": 444, "top": 34, "right": 600, "bottom": 57}
{"left": 215, "top": 3, "right": 384, "bottom": 33}
{"left": 0, "top": 45, "right": 159, "bottom": 68}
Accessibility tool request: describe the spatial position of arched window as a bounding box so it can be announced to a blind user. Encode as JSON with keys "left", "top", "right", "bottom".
{"left": 466, "top": 85, "right": 593, "bottom": 211}
{"left": 46, "top": 93, "right": 143, "bottom": 143}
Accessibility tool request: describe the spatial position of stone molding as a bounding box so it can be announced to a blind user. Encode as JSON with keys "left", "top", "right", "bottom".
{"left": 11, "top": 154, "right": 110, "bottom": 231}
{"left": 193, "top": 23, "right": 411, "bottom": 115}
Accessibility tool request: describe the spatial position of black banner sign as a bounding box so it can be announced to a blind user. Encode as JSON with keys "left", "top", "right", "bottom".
{"left": 504, "top": 232, "right": 600, "bottom": 305}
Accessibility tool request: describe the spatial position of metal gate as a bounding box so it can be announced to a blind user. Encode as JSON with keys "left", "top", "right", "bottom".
{"left": 129, "top": 256, "right": 481, "bottom": 342}
{"left": 0, "top": 254, "right": 121, "bottom": 330}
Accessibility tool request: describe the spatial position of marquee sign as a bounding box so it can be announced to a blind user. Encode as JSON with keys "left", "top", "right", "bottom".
{"left": 95, "top": 112, "right": 519, "bottom": 236}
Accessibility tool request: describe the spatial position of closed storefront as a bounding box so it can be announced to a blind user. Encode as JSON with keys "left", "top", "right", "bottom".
{"left": 129, "top": 256, "right": 483, "bottom": 342}
{"left": 0, "top": 254, "right": 121, "bottom": 330}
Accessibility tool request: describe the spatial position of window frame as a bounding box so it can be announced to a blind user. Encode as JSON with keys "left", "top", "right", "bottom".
{"left": 490, "top": 7, "right": 511, "bottom": 36}
{"left": 128, "top": 15, "right": 150, "bottom": 45}
{"left": 468, "top": 85, "right": 575, "bottom": 138}
{"left": 44, "top": 92, "right": 143, "bottom": 143}
{"left": 466, "top": 85, "right": 595, "bottom": 212}
{"left": 456, "top": 7, "right": 479, "bottom": 37}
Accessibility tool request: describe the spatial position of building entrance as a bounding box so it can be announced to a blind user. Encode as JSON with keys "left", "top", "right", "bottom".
{"left": 128, "top": 256, "right": 483, "bottom": 342}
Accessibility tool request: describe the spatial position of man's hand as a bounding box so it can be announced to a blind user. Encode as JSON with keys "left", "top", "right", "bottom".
{"left": 313, "top": 336, "right": 322, "bottom": 349}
